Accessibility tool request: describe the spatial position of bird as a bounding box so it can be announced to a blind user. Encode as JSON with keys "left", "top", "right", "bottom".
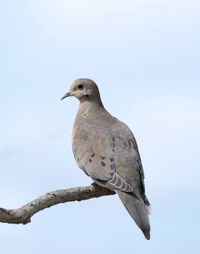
{"left": 61, "top": 78, "right": 151, "bottom": 240}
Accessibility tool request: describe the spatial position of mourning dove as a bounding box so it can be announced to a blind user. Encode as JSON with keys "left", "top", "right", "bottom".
{"left": 61, "top": 78, "right": 151, "bottom": 240}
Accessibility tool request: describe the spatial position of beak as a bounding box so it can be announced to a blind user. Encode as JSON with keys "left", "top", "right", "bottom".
{"left": 60, "top": 92, "right": 71, "bottom": 101}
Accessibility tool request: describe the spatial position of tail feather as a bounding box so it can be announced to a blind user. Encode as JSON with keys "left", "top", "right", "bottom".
{"left": 117, "top": 191, "right": 151, "bottom": 240}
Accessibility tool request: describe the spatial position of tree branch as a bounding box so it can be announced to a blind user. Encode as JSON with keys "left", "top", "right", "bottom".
{"left": 0, "top": 183, "right": 115, "bottom": 225}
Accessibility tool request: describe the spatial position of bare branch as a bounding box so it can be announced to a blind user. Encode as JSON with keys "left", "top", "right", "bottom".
{"left": 0, "top": 183, "right": 115, "bottom": 225}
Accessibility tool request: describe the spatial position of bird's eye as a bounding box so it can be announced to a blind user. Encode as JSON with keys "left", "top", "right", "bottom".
{"left": 77, "top": 84, "right": 84, "bottom": 90}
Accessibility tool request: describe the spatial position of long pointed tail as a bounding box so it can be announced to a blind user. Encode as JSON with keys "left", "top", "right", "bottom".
{"left": 117, "top": 191, "right": 151, "bottom": 240}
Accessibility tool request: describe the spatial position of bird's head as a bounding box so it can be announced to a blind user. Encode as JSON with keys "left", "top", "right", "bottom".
{"left": 61, "top": 78, "right": 102, "bottom": 104}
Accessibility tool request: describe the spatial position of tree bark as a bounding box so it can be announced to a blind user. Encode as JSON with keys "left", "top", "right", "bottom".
{"left": 0, "top": 183, "right": 115, "bottom": 225}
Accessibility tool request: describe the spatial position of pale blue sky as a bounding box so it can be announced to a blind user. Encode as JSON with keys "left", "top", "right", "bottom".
{"left": 0, "top": 0, "right": 200, "bottom": 253}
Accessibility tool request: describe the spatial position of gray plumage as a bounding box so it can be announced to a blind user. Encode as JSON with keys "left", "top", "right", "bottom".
{"left": 61, "top": 78, "right": 151, "bottom": 240}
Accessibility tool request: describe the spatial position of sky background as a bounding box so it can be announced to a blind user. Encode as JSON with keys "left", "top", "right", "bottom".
{"left": 0, "top": 0, "right": 200, "bottom": 253}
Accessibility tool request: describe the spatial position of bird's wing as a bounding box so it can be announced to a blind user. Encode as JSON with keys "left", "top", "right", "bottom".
{"left": 72, "top": 122, "right": 143, "bottom": 194}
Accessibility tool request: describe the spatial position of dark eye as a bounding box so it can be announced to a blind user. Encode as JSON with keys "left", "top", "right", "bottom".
{"left": 77, "top": 84, "right": 84, "bottom": 90}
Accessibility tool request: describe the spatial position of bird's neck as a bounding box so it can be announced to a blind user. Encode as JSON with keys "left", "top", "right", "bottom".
{"left": 74, "top": 100, "right": 105, "bottom": 126}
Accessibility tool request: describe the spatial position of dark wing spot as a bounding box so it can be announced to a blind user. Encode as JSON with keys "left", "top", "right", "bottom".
{"left": 91, "top": 153, "right": 95, "bottom": 157}
{"left": 122, "top": 141, "right": 127, "bottom": 147}
{"left": 101, "top": 161, "right": 106, "bottom": 167}
{"left": 101, "top": 156, "right": 106, "bottom": 160}
{"left": 110, "top": 163, "right": 116, "bottom": 170}
{"left": 112, "top": 137, "right": 116, "bottom": 152}
{"left": 89, "top": 159, "right": 92, "bottom": 163}
{"left": 110, "top": 157, "right": 114, "bottom": 162}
